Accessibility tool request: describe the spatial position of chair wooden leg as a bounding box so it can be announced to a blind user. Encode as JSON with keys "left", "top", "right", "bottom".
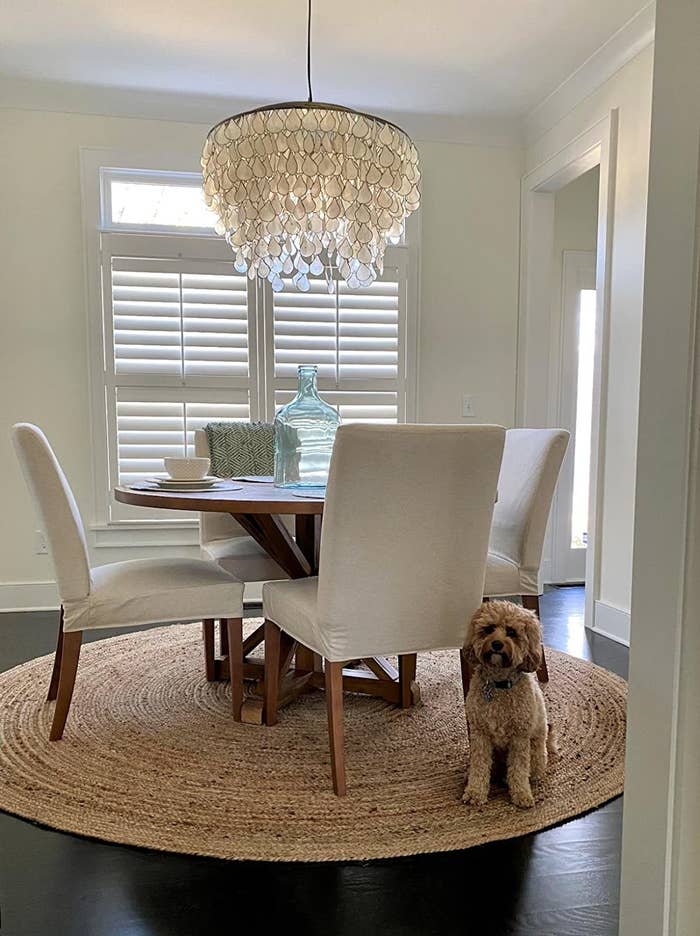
{"left": 263, "top": 619, "right": 281, "bottom": 726}
{"left": 49, "top": 631, "right": 82, "bottom": 741}
{"left": 521, "top": 595, "right": 549, "bottom": 683}
{"left": 398, "top": 653, "right": 417, "bottom": 708}
{"left": 325, "top": 660, "right": 346, "bottom": 796}
{"left": 47, "top": 606, "right": 65, "bottom": 701}
{"left": 460, "top": 648, "right": 471, "bottom": 699}
{"left": 226, "top": 617, "right": 244, "bottom": 721}
{"left": 202, "top": 619, "right": 216, "bottom": 681}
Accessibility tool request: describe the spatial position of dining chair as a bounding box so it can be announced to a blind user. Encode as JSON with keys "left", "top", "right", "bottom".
{"left": 195, "top": 428, "right": 288, "bottom": 583}
{"left": 483, "top": 427, "right": 570, "bottom": 682}
{"left": 12, "top": 423, "right": 245, "bottom": 740}
{"left": 194, "top": 427, "right": 289, "bottom": 668}
{"left": 262, "top": 423, "right": 506, "bottom": 795}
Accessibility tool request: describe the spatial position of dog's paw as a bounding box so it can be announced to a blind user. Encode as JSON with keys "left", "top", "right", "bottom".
{"left": 531, "top": 763, "right": 547, "bottom": 782}
{"left": 462, "top": 787, "right": 488, "bottom": 807}
{"left": 510, "top": 788, "right": 535, "bottom": 808}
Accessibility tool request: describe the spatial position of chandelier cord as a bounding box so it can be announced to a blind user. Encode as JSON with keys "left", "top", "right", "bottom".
{"left": 306, "top": 0, "right": 313, "bottom": 102}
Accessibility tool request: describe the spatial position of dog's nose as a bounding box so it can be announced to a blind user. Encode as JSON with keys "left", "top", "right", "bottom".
{"left": 491, "top": 640, "right": 504, "bottom": 651}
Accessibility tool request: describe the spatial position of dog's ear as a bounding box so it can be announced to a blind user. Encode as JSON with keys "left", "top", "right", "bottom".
{"left": 463, "top": 604, "right": 485, "bottom": 663}
{"left": 519, "top": 610, "right": 543, "bottom": 673}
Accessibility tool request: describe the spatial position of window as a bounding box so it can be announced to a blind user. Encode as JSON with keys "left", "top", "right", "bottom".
{"left": 103, "top": 169, "right": 217, "bottom": 231}
{"left": 88, "top": 164, "right": 417, "bottom": 527}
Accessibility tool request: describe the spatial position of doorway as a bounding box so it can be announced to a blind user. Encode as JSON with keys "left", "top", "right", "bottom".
{"left": 550, "top": 167, "right": 600, "bottom": 584}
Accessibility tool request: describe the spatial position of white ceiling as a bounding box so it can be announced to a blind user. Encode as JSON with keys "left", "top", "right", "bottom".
{"left": 1, "top": 0, "right": 650, "bottom": 120}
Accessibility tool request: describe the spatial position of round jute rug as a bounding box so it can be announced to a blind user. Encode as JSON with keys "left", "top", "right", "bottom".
{"left": 0, "top": 621, "right": 626, "bottom": 862}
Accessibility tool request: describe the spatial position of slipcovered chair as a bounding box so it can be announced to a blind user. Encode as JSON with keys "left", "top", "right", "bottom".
{"left": 12, "top": 424, "right": 245, "bottom": 740}
{"left": 195, "top": 428, "right": 287, "bottom": 583}
{"left": 262, "top": 423, "right": 505, "bottom": 795}
{"left": 483, "top": 428, "right": 570, "bottom": 682}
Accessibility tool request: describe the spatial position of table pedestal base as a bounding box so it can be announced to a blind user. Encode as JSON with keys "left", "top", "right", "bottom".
{"left": 211, "top": 621, "right": 420, "bottom": 724}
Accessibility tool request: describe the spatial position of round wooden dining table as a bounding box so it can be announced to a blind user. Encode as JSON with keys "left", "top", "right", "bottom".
{"left": 114, "top": 482, "right": 420, "bottom": 722}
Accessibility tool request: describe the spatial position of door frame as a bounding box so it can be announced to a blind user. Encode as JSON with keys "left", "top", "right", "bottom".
{"left": 516, "top": 110, "right": 618, "bottom": 631}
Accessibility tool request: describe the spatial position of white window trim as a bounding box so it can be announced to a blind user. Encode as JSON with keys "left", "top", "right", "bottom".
{"left": 81, "top": 147, "right": 420, "bottom": 545}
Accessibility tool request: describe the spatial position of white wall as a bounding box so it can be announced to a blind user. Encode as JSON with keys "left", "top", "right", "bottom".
{"left": 0, "top": 107, "right": 522, "bottom": 607}
{"left": 550, "top": 165, "right": 600, "bottom": 409}
{"left": 418, "top": 141, "right": 521, "bottom": 425}
{"left": 525, "top": 46, "right": 654, "bottom": 629}
{"left": 552, "top": 167, "right": 599, "bottom": 277}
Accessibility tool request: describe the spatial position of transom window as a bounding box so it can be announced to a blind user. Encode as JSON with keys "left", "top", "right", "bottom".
{"left": 102, "top": 168, "right": 217, "bottom": 232}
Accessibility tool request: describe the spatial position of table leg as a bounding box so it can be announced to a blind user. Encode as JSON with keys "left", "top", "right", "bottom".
{"left": 294, "top": 514, "right": 320, "bottom": 574}
{"left": 296, "top": 644, "right": 323, "bottom": 676}
{"left": 232, "top": 512, "right": 312, "bottom": 579}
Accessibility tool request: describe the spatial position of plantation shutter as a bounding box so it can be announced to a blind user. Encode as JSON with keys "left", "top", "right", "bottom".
{"left": 101, "top": 233, "right": 258, "bottom": 521}
{"left": 110, "top": 259, "right": 250, "bottom": 379}
{"left": 108, "top": 391, "right": 251, "bottom": 522}
{"left": 113, "top": 393, "right": 250, "bottom": 485}
{"left": 270, "top": 253, "right": 409, "bottom": 423}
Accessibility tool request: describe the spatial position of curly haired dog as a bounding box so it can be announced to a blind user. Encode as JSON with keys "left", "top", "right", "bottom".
{"left": 462, "top": 600, "right": 556, "bottom": 808}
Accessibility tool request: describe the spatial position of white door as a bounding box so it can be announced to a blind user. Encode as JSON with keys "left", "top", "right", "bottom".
{"left": 551, "top": 250, "right": 597, "bottom": 583}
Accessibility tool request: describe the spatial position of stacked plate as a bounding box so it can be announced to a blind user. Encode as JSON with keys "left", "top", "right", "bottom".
{"left": 151, "top": 476, "right": 221, "bottom": 492}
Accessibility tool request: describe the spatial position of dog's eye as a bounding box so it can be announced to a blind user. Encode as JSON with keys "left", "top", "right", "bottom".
{"left": 481, "top": 624, "right": 494, "bottom": 635}
{"left": 506, "top": 626, "right": 517, "bottom": 638}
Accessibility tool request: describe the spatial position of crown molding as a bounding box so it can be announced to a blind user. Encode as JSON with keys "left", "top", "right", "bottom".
{"left": 524, "top": 2, "right": 655, "bottom": 146}
{"left": 0, "top": 75, "right": 522, "bottom": 149}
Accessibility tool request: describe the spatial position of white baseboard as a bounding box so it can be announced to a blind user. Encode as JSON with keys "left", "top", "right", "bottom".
{"left": 0, "top": 581, "right": 60, "bottom": 612}
{"left": 592, "top": 599, "right": 630, "bottom": 646}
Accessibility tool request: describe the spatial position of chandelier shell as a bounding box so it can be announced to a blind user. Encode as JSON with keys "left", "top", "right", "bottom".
{"left": 201, "top": 102, "right": 421, "bottom": 292}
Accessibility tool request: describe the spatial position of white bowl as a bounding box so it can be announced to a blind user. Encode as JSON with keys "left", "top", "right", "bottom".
{"left": 163, "top": 456, "right": 211, "bottom": 480}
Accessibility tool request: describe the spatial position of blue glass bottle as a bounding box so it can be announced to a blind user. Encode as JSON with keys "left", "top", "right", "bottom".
{"left": 274, "top": 365, "right": 341, "bottom": 489}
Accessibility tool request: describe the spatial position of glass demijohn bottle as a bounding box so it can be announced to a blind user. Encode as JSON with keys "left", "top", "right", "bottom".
{"left": 274, "top": 365, "right": 341, "bottom": 489}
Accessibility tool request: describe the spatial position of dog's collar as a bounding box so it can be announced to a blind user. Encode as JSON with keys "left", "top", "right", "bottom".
{"left": 481, "top": 672, "right": 524, "bottom": 701}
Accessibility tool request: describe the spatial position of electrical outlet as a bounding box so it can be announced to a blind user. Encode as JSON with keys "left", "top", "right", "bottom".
{"left": 34, "top": 530, "right": 48, "bottom": 555}
{"left": 462, "top": 395, "right": 475, "bottom": 418}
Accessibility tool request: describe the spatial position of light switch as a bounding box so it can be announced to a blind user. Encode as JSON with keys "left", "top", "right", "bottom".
{"left": 462, "top": 395, "right": 475, "bottom": 418}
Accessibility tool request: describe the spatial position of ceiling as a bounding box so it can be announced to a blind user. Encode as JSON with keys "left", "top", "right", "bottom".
{"left": 1, "top": 0, "right": 650, "bottom": 120}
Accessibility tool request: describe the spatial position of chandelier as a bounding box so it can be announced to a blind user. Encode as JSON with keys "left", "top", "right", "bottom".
{"left": 201, "top": 1, "right": 420, "bottom": 292}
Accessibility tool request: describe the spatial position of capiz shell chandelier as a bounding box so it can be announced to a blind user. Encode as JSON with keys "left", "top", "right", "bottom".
{"left": 201, "top": 3, "right": 420, "bottom": 293}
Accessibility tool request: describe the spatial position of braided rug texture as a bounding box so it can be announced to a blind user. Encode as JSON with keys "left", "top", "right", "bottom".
{"left": 0, "top": 620, "right": 626, "bottom": 862}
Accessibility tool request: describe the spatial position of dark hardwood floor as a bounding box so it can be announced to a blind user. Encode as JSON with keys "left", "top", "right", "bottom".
{"left": 0, "top": 587, "right": 625, "bottom": 936}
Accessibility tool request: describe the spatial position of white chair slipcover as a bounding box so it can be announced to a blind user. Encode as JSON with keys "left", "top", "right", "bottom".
{"left": 12, "top": 423, "right": 244, "bottom": 738}
{"left": 262, "top": 423, "right": 505, "bottom": 793}
{"left": 483, "top": 428, "right": 570, "bottom": 599}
